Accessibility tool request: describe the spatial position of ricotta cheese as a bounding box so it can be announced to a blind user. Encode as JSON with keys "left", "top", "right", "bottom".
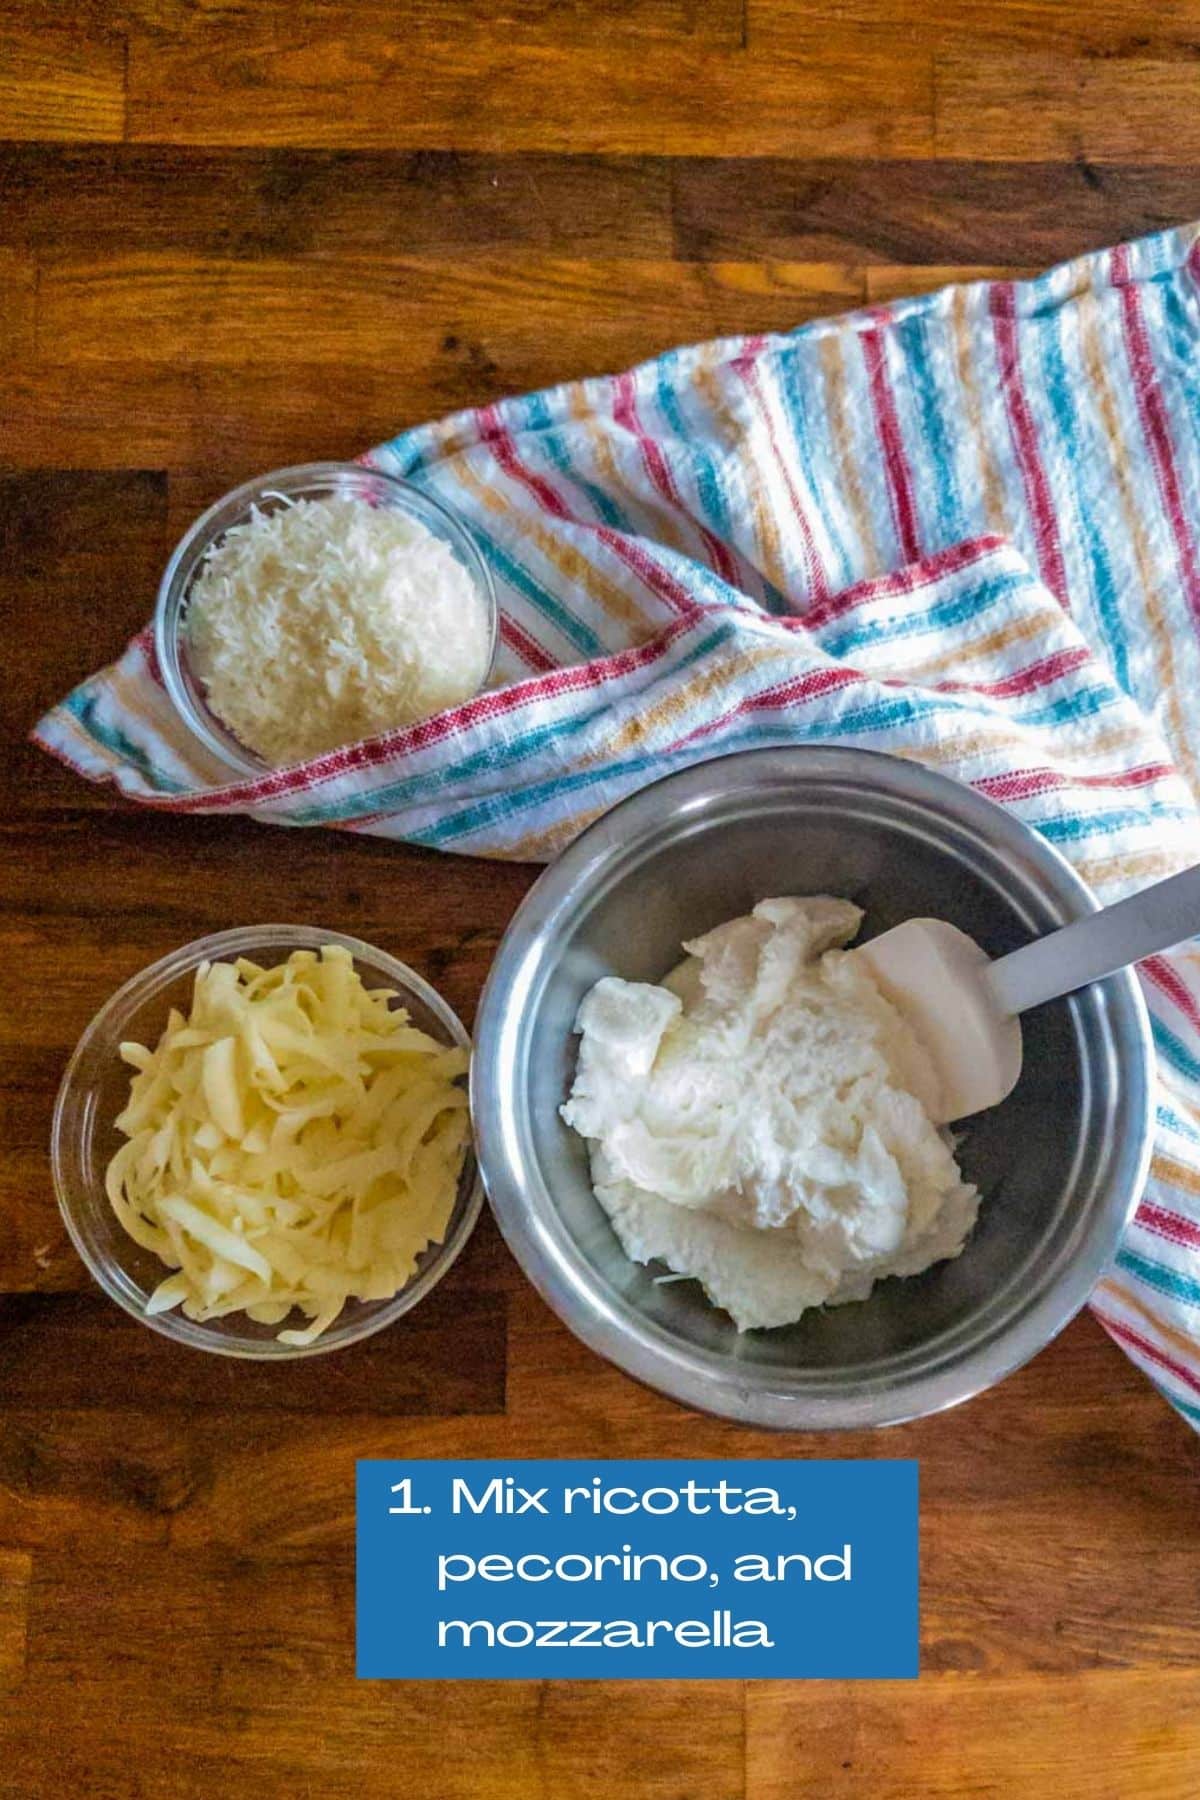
{"left": 561, "top": 896, "right": 979, "bottom": 1331}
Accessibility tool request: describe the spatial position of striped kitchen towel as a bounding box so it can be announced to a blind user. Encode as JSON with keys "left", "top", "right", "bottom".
{"left": 36, "top": 223, "right": 1200, "bottom": 1426}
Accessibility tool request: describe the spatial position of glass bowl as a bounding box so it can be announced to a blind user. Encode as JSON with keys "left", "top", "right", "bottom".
{"left": 51, "top": 925, "right": 483, "bottom": 1359}
{"left": 154, "top": 462, "right": 499, "bottom": 778}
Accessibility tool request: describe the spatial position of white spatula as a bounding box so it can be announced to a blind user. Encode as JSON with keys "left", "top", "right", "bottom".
{"left": 854, "top": 863, "right": 1200, "bottom": 1123}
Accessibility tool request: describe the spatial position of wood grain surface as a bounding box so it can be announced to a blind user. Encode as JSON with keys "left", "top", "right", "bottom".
{"left": 2, "top": 2, "right": 1199, "bottom": 1795}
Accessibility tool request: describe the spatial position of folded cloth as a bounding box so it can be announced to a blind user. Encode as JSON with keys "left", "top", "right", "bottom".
{"left": 36, "top": 223, "right": 1200, "bottom": 1427}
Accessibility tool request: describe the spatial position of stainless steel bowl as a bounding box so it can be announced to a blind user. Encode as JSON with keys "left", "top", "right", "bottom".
{"left": 471, "top": 747, "right": 1154, "bottom": 1429}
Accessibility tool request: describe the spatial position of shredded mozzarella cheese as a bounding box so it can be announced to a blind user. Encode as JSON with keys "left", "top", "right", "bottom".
{"left": 187, "top": 495, "right": 492, "bottom": 765}
{"left": 107, "top": 945, "right": 470, "bottom": 1345}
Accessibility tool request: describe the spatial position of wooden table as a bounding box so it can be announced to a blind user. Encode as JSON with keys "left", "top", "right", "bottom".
{"left": 3, "top": 4, "right": 1199, "bottom": 1794}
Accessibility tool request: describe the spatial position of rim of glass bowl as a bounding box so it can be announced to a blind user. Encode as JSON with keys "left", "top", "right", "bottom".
{"left": 153, "top": 462, "right": 500, "bottom": 780}
{"left": 51, "top": 924, "right": 483, "bottom": 1360}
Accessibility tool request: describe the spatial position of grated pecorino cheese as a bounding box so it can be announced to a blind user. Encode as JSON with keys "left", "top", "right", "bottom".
{"left": 187, "top": 495, "right": 492, "bottom": 766}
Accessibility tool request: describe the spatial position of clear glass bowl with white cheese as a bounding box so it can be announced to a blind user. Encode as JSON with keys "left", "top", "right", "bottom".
{"left": 155, "top": 463, "right": 499, "bottom": 778}
{"left": 51, "top": 925, "right": 483, "bottom": 1359}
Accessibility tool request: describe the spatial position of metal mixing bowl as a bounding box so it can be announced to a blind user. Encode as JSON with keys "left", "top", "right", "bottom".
{"left": 471, "top": 747, "right": 1154, "bottom": 1429}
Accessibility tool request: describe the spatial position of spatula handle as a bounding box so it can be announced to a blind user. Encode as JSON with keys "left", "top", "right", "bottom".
{"left": 985, "top": 862, "right": 1200, "bottom": 1017}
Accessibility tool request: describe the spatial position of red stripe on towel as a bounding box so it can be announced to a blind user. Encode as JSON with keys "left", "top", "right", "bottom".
{"left": 1138, "top": 1202, "right": 1200, "bottom": 1253}
{"left": 1143, "top": 955, "right": 1200, "bottom": 1040}
{"left": 989, "top": 282, "right": 1070, "bottom": 608}
{"left": 481, "top": 401, "right": 697, "bottom": 619}
{"left": 802, "top": 535, "right": 1008, "bottom": 632}
{"left": 1097, "top": 1312, "right": 1200, "bottom": 1399}
{"left": 975, "top": 761, "right": 1172, "bottom": 802}
{"left": 862, "top": 316, "right": 922, "bottom": 565}
{"left": 1112, "top": 241, "right": 1200, "bottom": 634}
{"left": 612, "top": 371, "right": 741, "bottom": 590}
